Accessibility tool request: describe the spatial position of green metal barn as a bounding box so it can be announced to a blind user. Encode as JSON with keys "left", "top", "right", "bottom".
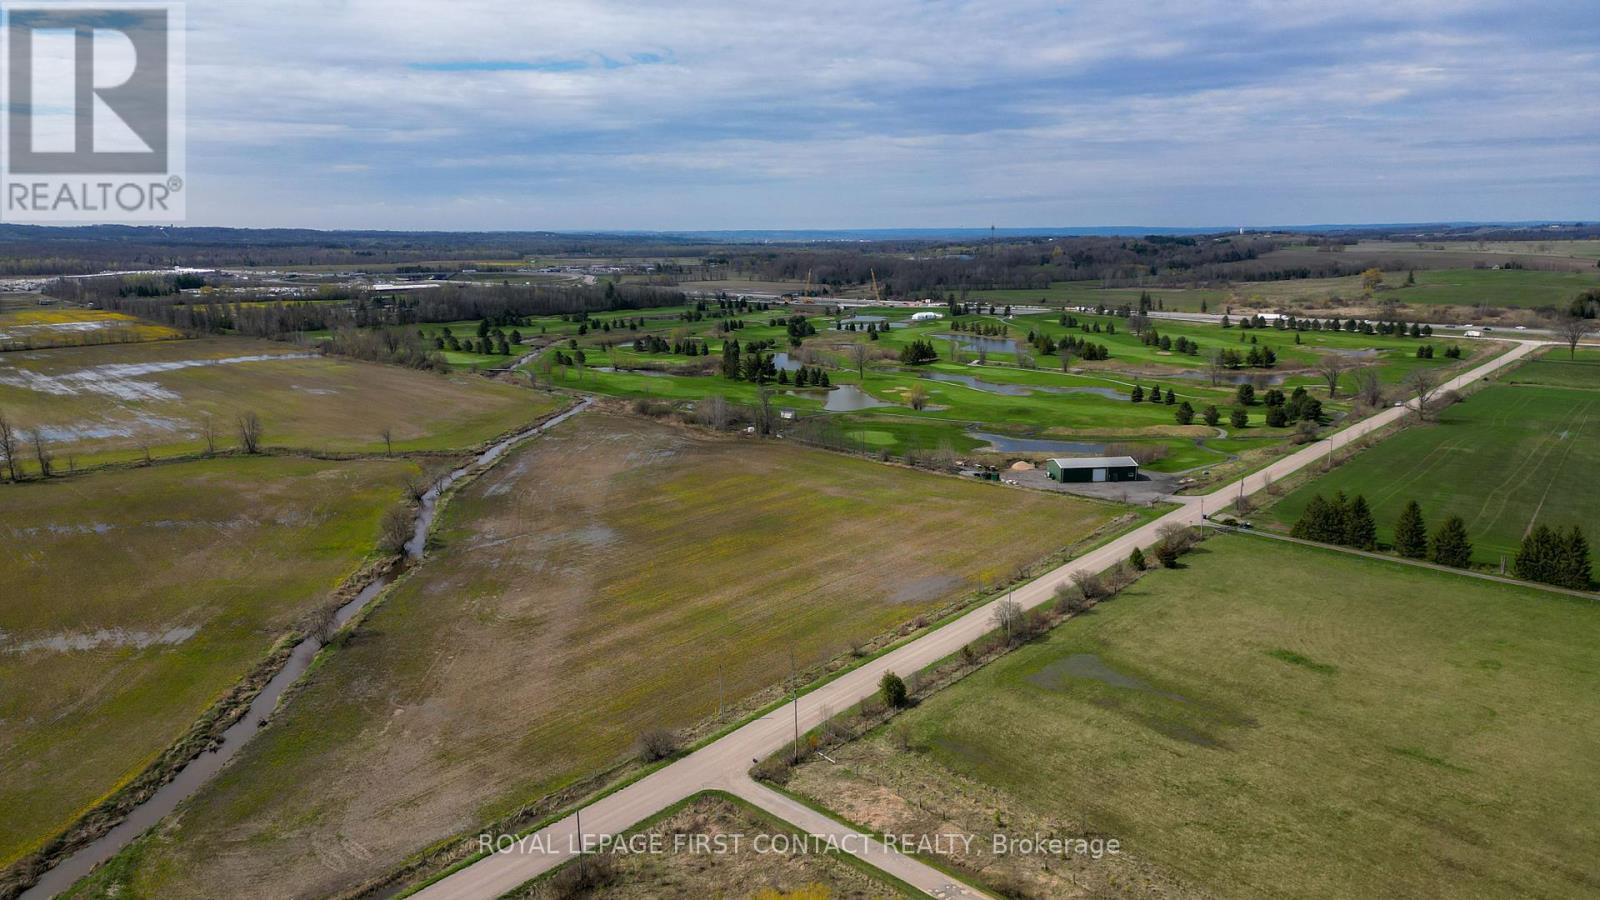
{"left": 1046, "top": 456, "right": 1140, "bottom": 484}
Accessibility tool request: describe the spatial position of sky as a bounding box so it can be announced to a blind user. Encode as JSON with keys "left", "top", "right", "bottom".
{"left": 164, "top": 0, "right": 1600, "bottom": 230}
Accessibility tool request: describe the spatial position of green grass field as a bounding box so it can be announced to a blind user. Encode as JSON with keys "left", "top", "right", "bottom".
{"left": 537, "top": 305, "right": 1483, "bottom": 465}
{"left": 964, "top": 267, "right": 1599, "bottom": 313}
{"left": 966, "top": 282, "right": 1227, "bottom": 313}
{"left": 792, "top": 535, "right": 1600, "bottom": 898}
{"left": 74, "top": 412, "right": 1129, "bottom": 899}
{"left": 0, "top": 336, "right": 560, "bottom": 470}
{"left": 1264, "top": 351, "right": 1598, "bottom": 566}
{"left": 0, "top": 456, "right": 417, "bottom": 868}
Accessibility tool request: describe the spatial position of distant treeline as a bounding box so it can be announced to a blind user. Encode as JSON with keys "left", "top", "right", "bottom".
{"left": 82, "top": 280, "right": 688, "bottom": 341}
{"left": 727, "top": 236, "right": 1279, "bottom": 296}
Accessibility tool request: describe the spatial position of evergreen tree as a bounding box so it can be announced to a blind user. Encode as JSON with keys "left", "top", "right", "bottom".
{"left": 1292, "top": 494, "right": 1332, "bottom": 541}
{"left": 1164, "top": 388, "right": 1177, "bottom": 405}
{"left": 1514, "top": 525, "right": 1554, "bottom": 584}
{"left": 1563, "top": 525, "right": 1592, "bottom": 590}
{"left": 1175, "top": 401, "right": 1195, "bottom": 425}
{"left": 1230, "top": 407, "right": 1248, "bottom": 429}
{"left": 1131, "top": 384, "right": 1145, "bottom": 403}
{"left": 1203, "top": 405, "right": 1220, "bottom": 427}
{"left": 1344, "top": 495, "right": 1377, "bottom": 550}
{"left": 1394, "top": 501, "right": 1428, "bottom": 559}
{"left": 1431, "top": 516, "right": 1473, "bottom": 568}
{"left": 1129, "top": 547, "right": 1146, "bottom": 571}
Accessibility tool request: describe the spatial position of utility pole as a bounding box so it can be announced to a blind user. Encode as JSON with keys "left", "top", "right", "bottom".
{"left": 789, "top": 649, "right": 800, "bottom": 761}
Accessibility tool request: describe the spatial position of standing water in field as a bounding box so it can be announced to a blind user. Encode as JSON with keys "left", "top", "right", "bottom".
{"left": 19, "top": 399, "right": 593, "bottom": 900}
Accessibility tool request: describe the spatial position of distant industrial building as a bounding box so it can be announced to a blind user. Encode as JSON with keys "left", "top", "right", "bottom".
{"left": 1046, "top": 456, "right": 1140, "bottom": 484}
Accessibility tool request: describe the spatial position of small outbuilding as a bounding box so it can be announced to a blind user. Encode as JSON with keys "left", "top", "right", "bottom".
{"left": 1046, "top": 456, "right": 1140, "bottom": 484}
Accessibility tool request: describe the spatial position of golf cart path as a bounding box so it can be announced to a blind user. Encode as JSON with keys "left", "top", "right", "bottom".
{"left": 412, "top": 341, "right": 1546, "bottom": 900}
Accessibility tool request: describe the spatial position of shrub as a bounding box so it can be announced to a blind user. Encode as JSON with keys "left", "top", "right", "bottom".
{"left": 751, "top": 755, "right": 793, "bottom": 785}
{"left": 630, "top": 397, "right": 672, "bottom": 417}
{"left": 879, "top": 671, "right": 909, "bottom": 708}
{"left": 548, "top": 853, "right": 618, "bottom": 899}
{"left": 636, "top": 727, "right": 681, "bottom": 762}
{"left": 1069, "top": 570, "right": 1103, "bottom": 600}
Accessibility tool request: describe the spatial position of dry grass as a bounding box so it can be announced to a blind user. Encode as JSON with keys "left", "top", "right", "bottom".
{"left": 75, "top": 412, "right": 1120, "bottom": 898}
{"left": 0, "top": 455, "right": 417, "bottom": 867}
{"left": 512, "top": 794, "right": 900, "bottom": 899}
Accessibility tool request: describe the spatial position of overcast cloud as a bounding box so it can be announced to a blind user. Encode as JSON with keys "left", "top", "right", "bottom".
{"left": 174, "top": 0, "right": 1599, "bottom": 229}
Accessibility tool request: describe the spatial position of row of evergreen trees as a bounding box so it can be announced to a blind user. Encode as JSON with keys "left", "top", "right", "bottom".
{"left": 1298, "top": 496, "right": 1593, "bottom": 587}
{"left": 1514, "top": 524, "right": 1591, "bottom": 589}
{"left": 899, "top": 339, "right": 939, "bottom": 365}
{"left": 776, "top": 366, "right": 830, "bottom": 388}
{"left": 1291, "top": 491, "right": 1383, "bottom": 552}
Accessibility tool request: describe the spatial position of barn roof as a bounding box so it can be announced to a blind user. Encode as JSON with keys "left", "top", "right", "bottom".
{"left": 1047, "top": 456, "right": 1140, "bottom": 469}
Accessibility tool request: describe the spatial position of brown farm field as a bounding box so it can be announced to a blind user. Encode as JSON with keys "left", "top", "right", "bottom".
{"left": 0, "top": 455, "right": 418, "bottom": 869}
{"left": 0, "top": 336, "right": 559, "bottom": 470}
{"left": 69, "top": 411, "right": 1130, "bottom": 899}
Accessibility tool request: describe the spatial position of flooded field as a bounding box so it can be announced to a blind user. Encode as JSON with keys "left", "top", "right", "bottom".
{"left": 0, "top": 337, "right": 558, "bottom": 467}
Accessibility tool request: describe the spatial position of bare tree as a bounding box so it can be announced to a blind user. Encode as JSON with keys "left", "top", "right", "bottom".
{"left": 200, "top": 413, "right": 217, "bottom": 456}
{"left": 0, "top": 410, "right": 19, "bottom": 481}
{"left": 236, "top": 411, "right": 263, "bottom": 454}
{"left": 756, "top": 384, "right": 774, "bottom": 435}
{"left": 693, "top": 394, "right": 732, "bottom": 431}
{"left": 1314, "top": 355, "right": 1351, "bottom": 398}
{"left": 1059, "top": 343, "right": 1074, "bottom": 372}
{"left": 1556, "top": 314, "right": 1595, "bottom": 359}
{"left": 850, "top": 342, "right": 869, "bottom": 379}
{"left": 1404, "top": 369, "right": 1438, "bottom": 421}
{"left": 1352, "top": 367, "right": 1384, "bottom": 408}
{"left": 637, "top": 727, "right": 680, "bottom": 762}
{"left": 1069, "top": 569, "right": 1103, "bottom": 600}
{"left": 1204, "top": 348, "right": 1226, "bottom": 387}
{"left": 378, "top": 505, "right": 414, "bottom": 556}
{"left": 1156, "top": 522, "right": 1197, "bottom": 553}
{"left": 992, "top": 597, "right": 1025, "bottom": 644}
{"left": 380, "top": 427, "right": 393, "bottom": 457}
{"left": 30, "top": 429, "right": 53, "bottom": 478}
{"left": 308, "top": 605, "right": 340, "bottom": 646}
